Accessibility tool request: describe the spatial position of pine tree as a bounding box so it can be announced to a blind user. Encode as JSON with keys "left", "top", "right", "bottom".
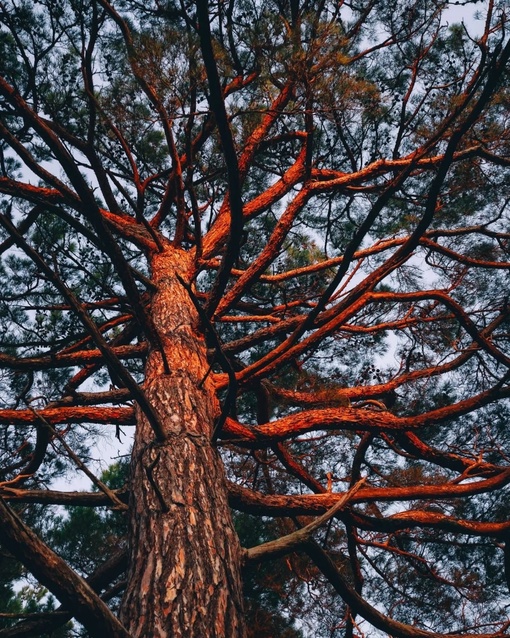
{"left": 1, "top": 1, "right": 510, "bottom": 636}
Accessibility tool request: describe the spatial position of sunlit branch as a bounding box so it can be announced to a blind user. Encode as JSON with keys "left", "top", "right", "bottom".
{"left": 349, "top": 508, "right": 510, "bottom": 538}
{"left": 0, "top": 487, "right": 127, "bottom": 507}
{"left": 0, "top": 406, "right": 135, "bottom": 426}
{"left": 0, "top": 344, "right": 147, "bottom": 371}
{"left": 228, "top": 468, "right": 510, "bottom": 517}
{"left": 224, "top": 378, "right": 510, "bottom": 445}
{"left": 0, "top": 549, "right": 128, "bottom": 638}
{"left": 214, "top": 187, "right": 313, "bottom": 317}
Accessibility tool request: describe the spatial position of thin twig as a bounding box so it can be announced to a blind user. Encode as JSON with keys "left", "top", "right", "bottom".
{"left": 28, "top": 406, "right": 127, "bottom": 511}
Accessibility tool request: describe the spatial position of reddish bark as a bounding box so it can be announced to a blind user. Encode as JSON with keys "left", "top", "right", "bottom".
{"left": 119, "top": 248, "right": 246, "bottom": 638}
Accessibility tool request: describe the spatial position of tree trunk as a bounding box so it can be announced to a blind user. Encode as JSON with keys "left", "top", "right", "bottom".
{"left": 119, "top": 248, "right": 246, "bottom": 637}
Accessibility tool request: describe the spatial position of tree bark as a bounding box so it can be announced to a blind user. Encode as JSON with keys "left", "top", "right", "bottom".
{"left": 119, "top": 248, "right": 246, "bottom": 637}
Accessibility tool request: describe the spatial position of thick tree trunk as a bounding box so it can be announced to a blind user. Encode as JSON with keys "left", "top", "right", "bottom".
{"left": 119, "top": 248, "right": 246, "bottom": 637}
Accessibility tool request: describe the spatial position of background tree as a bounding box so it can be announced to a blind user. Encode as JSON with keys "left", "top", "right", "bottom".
{"left": 0, "top": 0, "right": 510, "bottom": 636}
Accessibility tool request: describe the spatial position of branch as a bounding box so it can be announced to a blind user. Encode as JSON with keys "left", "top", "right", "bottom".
{"left": 195, "top": 0, "right": 245, "bottom": 317}
{"left": 0, "top": 487, "right": 127, "bottom": 507}
{"left": 0, "top": 344, "right": 147, "bottom": 371}
{"left": 0, "top": 406, "right": 135, "bottom": 426}
{"left": 303, "top": 540, "right": 509, "bottom": 638}
{"left": 213, "top": 187, "right": 312, "bottom": 317}
{"left": 28, "top": 408, "right": 127, "bottom": 511}
{"left": 228, "top": 468, "right": 510, "bottom": 517}
{"left": 390, "top": 431, "right": 502, "bottom": 479}
{"left": 0, "top": 548, "right": 128, "bottom": 638}
{"left": 369, "top": 289, "right": 510, "bottom": 368}
{"left": 349, "top": 508, "right": 510, "bottom": 538}
{"left": 0, "top": 214, "right": 164, "bottom": 441}
{"left": 221, "top": 379, "right": 510, "bottom": 445}
{"left": 0, "top": 500, "right": 131, "bottom": 638}
{"left": 243, "top": 479, "right": 365, "bottom": 564}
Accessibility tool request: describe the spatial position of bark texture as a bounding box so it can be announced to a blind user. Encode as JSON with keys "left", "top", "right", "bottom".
{"left": 120, "top": 248, "right": 246, "bottom": 637}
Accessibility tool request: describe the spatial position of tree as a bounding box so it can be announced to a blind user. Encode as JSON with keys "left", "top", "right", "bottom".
{"left": 0, "top": 0, "right": 509, "bottom": 635}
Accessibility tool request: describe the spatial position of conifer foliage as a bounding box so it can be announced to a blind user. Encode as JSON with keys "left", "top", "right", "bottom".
{"left": 0, "top": 1, "right": 510, "bottom": 636}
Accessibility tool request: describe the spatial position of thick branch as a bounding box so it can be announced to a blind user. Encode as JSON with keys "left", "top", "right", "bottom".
{"left": 228, "top": 469, "right": 510, "bottom": 517}
{"left": 303, "top": 540, "right": 509, "bottom": 638}
{"left": 0, "top": 549, "right": 128, "bottom": 638}
{"left": 196, "top": 0, "right": 245, "bottom": 317}
{"left": 0, "top": 500, "right": 131, "bottom": 638}
{"left": 221, "top": 381, "right": 510, "bottom": 444}
{"left": 0, "top": 487, "right": 127, "bottom": 507}
{"left": 0, "top": 406, "right": 135, "bottom": 426}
